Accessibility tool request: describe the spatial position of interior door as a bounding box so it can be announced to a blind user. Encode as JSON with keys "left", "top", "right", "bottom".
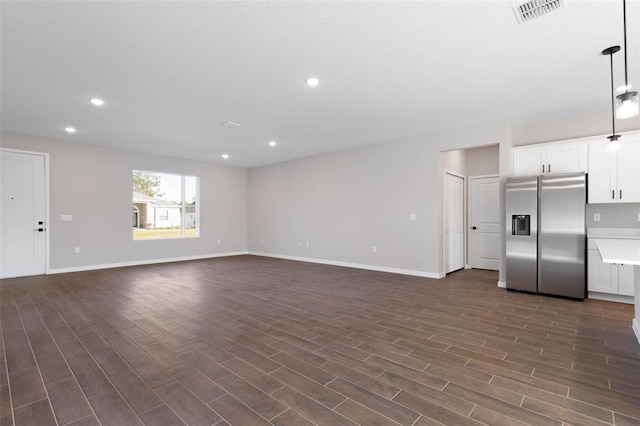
{"left": 469, "top": 176, "right": 500, "bottom": 270}
{"left": 444, "top": 172, "right": 464, "bottom": 273}
{"left": 1, "top": 150, "right": 47, "bottom": 278}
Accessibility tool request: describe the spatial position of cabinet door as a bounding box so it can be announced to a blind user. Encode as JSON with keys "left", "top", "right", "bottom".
{"left": 618, "top": 264, "right": 635, "bottom": 296}
{"left": 615, "top": 140, "right": 640, "bottom": 203}
{"left": 587, "top": 249, "right": 617, "bottom": 294}
{"left": 588, "top": 141, "right": 617, "bottom": 203}
{"left": 512, "top": 147, "right": 546, "bottom": 176}
{"left": 547, "top": 143, "right": 587, "bottom": 174}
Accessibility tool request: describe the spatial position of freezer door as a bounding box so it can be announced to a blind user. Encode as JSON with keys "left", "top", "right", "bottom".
{"left": 538, "top": 173, "right": 586, "bottom": 299}
{"left": 505, "top": 176, "right": 538, "bottom": 293}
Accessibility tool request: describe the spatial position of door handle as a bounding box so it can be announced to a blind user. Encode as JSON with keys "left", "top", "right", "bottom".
{"left": 472, "top": 226, "right": 478, "bottom": 230}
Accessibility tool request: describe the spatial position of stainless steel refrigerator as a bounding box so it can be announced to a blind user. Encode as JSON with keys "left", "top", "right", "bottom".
{"left": 505, "top": 172, "right": 586, "bottom": 299}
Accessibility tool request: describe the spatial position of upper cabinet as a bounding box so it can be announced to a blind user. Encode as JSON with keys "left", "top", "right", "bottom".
{"left": 588, "top": 138, "right": 640, "bottom": 204}
{"left": 512, "top": 141, "right": 587, "bottom": 176}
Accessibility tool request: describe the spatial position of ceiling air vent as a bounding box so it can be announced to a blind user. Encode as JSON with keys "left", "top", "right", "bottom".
{"left": 513, "top": 0, "right": 565, "bottom": 24}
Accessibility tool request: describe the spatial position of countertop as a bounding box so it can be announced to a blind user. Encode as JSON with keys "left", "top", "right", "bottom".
{"left": 587, "top": 228, "right": 640, "bottom": 239}
{"left": 595, "top": 239, "right": 640, "bottom": 265}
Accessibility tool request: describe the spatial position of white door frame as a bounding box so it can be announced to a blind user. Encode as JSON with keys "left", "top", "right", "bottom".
{"left": 443, "top": 170, "right": 466, "bottom": 274}
{"left": 468, "top": 174, "right": 500, "bottom": 270}
{"left": 1, "top": 148, "right": 50, "bottom": 275}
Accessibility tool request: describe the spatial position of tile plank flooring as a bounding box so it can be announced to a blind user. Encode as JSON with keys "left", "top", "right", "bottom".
{"left": 1, "top": 255, "right": 639, "bottom": 426}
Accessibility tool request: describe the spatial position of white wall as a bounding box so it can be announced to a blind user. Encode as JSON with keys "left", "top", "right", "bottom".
{"left": 6, "top": 109, "right": 631, "bottom": 281}
{"left": 513, "top": 109, "right": 640, "bottom": 147}
{"left": 1, "top": 133, "right": 248, "bottom": 271}
{"left": 248, "top": 119, "right": 511, "bottom": 278}
{"left": 465, "top": 144, "right": 499, "bottom": 177}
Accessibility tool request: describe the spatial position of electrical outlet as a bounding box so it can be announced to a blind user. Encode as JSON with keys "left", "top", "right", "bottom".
{"left": 217, "top": 239, "right": 221, "bottom": 244}
{"left": 74, "top": 247, "right": 80, "bottom": 254}
{"left": 594, "top": 213, "right": 601, "bottom": 222}
{"left": 259, "top": 238, "right": 263, "bottom": 244}
{"left": 409, "top": 213, "right": 416, "bottom": 221}
{"left": 298, "top": 241, "right": 302, "bottom": 247}
{"left": 372, "top": 245, "right": 377, "bottom": 253}
{"left": 305, "top": 241, "right": 310, "bottom": 247}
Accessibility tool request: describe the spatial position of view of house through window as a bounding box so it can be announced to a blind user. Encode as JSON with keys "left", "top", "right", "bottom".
{"left": 132, "top": 170, "right": 198, "bottom": 240}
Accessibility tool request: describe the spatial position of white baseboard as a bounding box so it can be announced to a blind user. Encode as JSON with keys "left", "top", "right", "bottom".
{"left": 497, "top": 281, "right": 506, "bottom": 288}
{"left": 465, "top": 264, "right": 471, "bottom": 269}
{"left": 587, "top": 292, "right": 634, "bottom": 304}
{"left": 248, "top": 251, "right": 443, "bottom": 279}
{"left": 633, "top": 318, "right": 640, "bottom": 345}
{"left": 47, "top": 251, "right": 249, "bottom": 274}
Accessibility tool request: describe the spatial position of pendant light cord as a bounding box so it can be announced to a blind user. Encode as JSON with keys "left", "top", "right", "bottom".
{"left": 623, "top": 0, "right": 629, "bottom": 89}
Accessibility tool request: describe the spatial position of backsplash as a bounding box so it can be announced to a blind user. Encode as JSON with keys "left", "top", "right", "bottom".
{"left": 586, "top": 203, "right": 640, "bottom": 229}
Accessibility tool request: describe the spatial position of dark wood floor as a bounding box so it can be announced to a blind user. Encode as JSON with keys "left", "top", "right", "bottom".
{"left": 1, "top": 255, "right": 639, "bottom": 426}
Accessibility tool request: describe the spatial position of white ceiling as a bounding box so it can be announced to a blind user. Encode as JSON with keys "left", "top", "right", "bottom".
{"left": 2, "top": 1, "right": 639, "bottom": 168}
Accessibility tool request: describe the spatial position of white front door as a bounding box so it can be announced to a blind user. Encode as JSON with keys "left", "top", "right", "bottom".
{"left": 1, "top": 150, "right": 47, "bottom": 278}
{"left": 444, "top": 172, "right": 464, "bottom": 273}
{"left": 469, "top": 175, "right": 500, "bottom": 270}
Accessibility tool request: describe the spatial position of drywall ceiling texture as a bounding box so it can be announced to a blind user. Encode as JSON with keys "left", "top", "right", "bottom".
{"left": 1, "top": 133, "right": 248, "bottom": 271}
{"left": 2, "top": 1, "right": 638, "bottom": 168}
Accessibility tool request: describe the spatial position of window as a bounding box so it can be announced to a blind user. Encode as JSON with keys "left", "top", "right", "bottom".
{"left": 132, "top": 170, "right": 198, "bottom": 240}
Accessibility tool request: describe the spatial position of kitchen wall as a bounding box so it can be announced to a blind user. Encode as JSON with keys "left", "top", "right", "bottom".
{"left": 586, "top": 203, "right": 640, "bottom": 229}
{"left": 465, "top": 144, "right": 499, "bottom": 177}
{"left": 513, "top": 109, "right": 640, "bottom": 147}
{"left": 513, "top": 110, "right": 640, "bottom": 233}
{"left": 247, "top": 119, "right": 511, "bottom": 278}
{"left": 1, "top": 133, "right": 248, "bottom": 271}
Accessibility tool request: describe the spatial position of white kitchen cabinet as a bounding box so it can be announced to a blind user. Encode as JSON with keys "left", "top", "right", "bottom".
{"left": 588, "top": 139, "right": 640, "bottom": 203}
{"left": 512, "top": 141, "right": 587, "bottom": 176}
{"left": 588, "top": 249, "right": 617, "bottom": 293}
{"left": 588, "top": 238, "right": 635, "bottom": 297}
{"left": 618, "top": 263, "right": 635, "bottom": 296}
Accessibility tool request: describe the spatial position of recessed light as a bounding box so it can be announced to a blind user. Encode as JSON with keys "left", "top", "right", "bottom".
{"left": 305, "top": 77, "right": 319, "bottom": 87}
{"left": 269, "top": 140, "right": 277, "bottom": 147}
{"left": 222, "top": 153, "right": 229, "bottom": 159}
{"left": 89, "top": 98, "right": 106, "bottom": 106}
{"left": 65, "top": 127, "right": 76, "bottom": 133}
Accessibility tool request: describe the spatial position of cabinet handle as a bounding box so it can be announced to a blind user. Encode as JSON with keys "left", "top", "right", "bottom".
{"left": 612, "top": 190, "right": 615, "bottom": 199}
{"left": 620, "top": 189, "right": 622, "bottom": 199}
{"left": 548, "top": 164, "right": 551, "bottom": 173}
{"left": 542, "top": 164, "right": 545, "bottom": 173}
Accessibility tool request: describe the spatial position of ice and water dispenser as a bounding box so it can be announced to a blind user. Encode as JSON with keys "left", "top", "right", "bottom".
{"left": 512, "top": 215, "right": 530, "bottom": 236}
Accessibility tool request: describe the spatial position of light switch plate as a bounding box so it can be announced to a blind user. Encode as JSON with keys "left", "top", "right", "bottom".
{"left": 593, "top": 213, "right": 601, "bottom": 222}
{"left": 409, "top": 213, "right": 417, "bottom": 221}
{"left": 61, "top": 214, "right": 72, "bottom": 221}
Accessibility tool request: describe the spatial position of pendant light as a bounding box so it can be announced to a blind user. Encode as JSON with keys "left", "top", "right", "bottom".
{"left": 615, "top": 0, "right": 639, "bottom": 118}
{"left": 602, "top": 46, "right": 621, "bottom": 152}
